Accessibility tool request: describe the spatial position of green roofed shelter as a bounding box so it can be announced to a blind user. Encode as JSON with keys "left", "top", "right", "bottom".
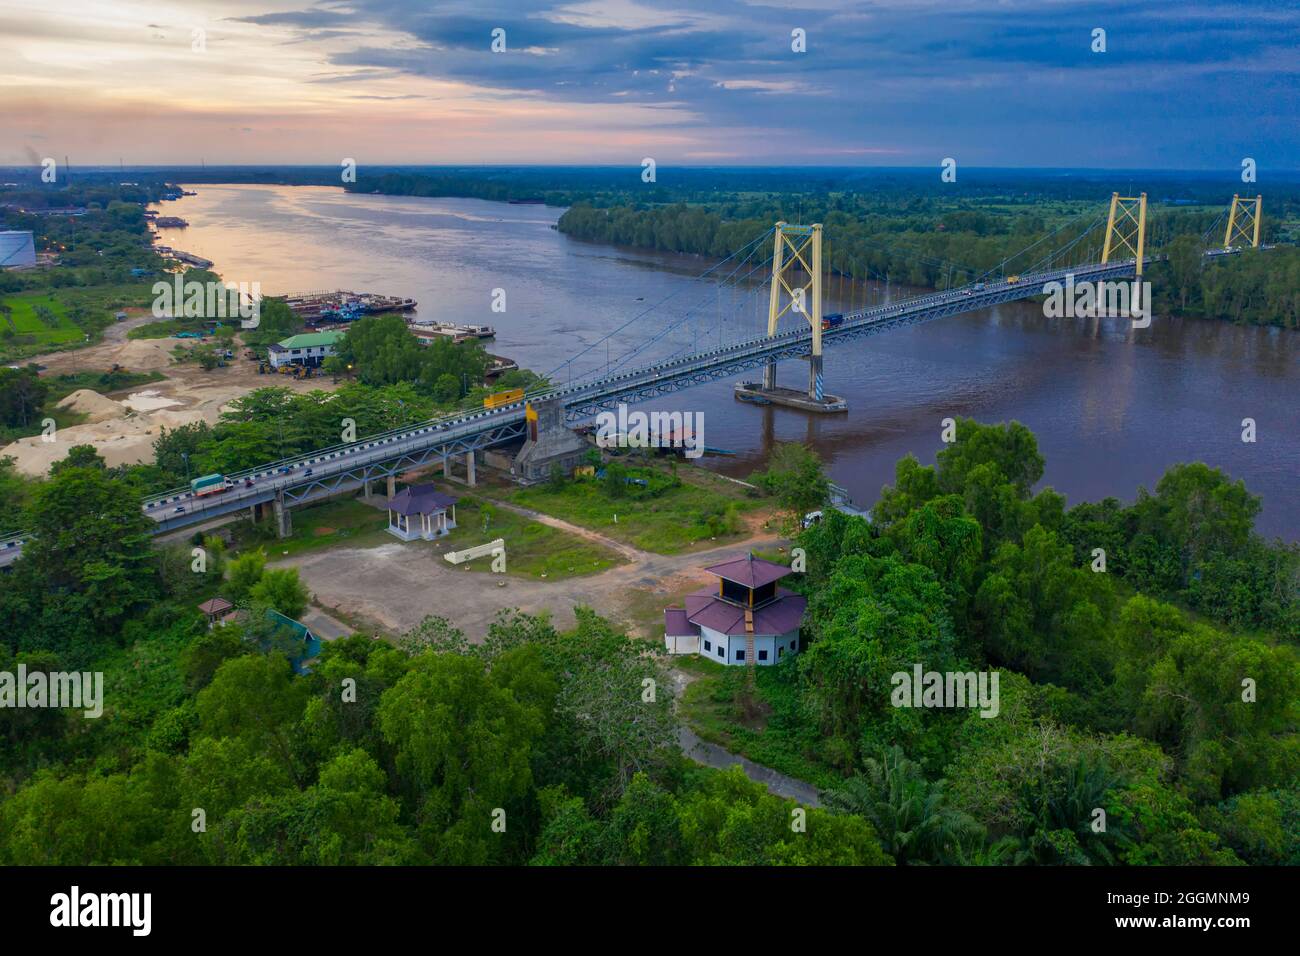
{"left": 268, "top": 330, "right": 346, "bottom": 369}
{"left": 265, "top": 609, "right": 323, "bottom": 674}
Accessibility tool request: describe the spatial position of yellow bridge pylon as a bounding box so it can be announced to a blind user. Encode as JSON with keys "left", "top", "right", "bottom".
{"left": 1224, "top": 194, "right": 1263, "bottom": 249}
{"left": 763, "top": 222, "right": 825, "bottom": 401}
{"left": 1101, "top": 192, "right": 1148, "bottom": 276}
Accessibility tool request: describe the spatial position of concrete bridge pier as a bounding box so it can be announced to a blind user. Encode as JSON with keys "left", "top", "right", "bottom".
{"left": 273, "top": 495, "right": 292, "bottom": 539}
{"left": 763, "top": 360, "right": 777, "bottom": 391}
{"left": 513, "top": 398, "right": 589, "bottom": 483}
{"left": 465, "top": 450, "right": 476, "bottom": 487}
{"left": 808, "top": 353, "right": 824, "bottom": 402}
{"left": 386, "top": 474, "right": 396, "bottom": 498}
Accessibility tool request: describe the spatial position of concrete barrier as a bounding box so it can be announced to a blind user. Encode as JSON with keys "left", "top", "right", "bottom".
{"left": 444, "top": 538, "right": 505, "bottom": 565}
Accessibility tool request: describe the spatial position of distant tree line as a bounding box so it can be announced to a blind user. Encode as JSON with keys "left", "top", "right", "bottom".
{"left": 558, "top": 198, "right": 1298, "bottom": 326}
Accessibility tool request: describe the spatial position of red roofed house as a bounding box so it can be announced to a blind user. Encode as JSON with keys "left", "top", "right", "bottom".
{"left": 663, "top": 553, "right": 807, "bottom": 666}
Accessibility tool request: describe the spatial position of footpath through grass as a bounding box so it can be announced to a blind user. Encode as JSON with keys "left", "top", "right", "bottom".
{"left": 490, "top": 459, "right": 768, "bottom": 555}
{"left": 446, "top": 495, "right": 623, "bottom": 579}
{"left": 231, "top": 491, "right": 622, "bottom": 580}
{"left": 676, "top": 655, "right": 840, "bottom": 791}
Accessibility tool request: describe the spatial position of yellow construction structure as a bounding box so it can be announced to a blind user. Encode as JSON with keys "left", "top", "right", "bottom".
{"left": 763, "top": 222, "right": 825, "bottom": 401}
{"left": 1101, "top": 193, "right": 1148, "bottom": 276}
{"left": 1224, "top": 194, "right": 1263, "bottom": 249}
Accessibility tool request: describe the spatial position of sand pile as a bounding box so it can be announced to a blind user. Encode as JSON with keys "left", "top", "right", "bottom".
{"left": 106, "top": 338, "right": 183, "bottom": 371}
{"left": 56, "top": 389, "right": 127, "bottom": 423}
{"left": 2, "top": 391, "right": 220, "bottom": 477}
{"left": 3, "top": 418, "right": 162, "bottom": 474}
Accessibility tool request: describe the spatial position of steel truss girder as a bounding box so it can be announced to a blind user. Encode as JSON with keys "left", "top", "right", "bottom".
{"left": 280, "top": 422, "right": 526, "bottom": 503}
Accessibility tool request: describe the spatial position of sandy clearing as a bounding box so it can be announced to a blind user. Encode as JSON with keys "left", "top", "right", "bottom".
{"left": 5, "top": 330, "right": 340, "bottom": 476}
{"left": 277, "top": 528, "right": 785, "bottom": 641}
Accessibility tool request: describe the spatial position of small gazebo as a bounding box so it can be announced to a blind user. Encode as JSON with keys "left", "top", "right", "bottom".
{"left": 198, "top": 597, "right": 235, "bottom": 628}
{"left": 386, "top": 484, "right": 458, "bottom": 541}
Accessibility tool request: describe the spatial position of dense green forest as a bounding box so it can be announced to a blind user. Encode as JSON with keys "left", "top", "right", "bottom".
{"left": 0, "top": 415, "right": 1294, "bottom": 865}
{"left": 745, "top": 423, "right": 1299, "bottom": 864}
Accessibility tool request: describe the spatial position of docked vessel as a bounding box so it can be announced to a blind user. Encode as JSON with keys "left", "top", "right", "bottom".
{"left": 284, "top": 290, "right": 418, "bottom": 324}
{"left": 407, "top": 320, "right": 496, "bottom": 342}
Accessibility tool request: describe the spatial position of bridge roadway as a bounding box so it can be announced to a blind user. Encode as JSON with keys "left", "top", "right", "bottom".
{"left": 0, "top": 255, "right": 1154, "bottom": 567}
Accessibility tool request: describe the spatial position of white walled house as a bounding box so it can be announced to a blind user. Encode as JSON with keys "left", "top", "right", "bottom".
{"left": 267, "top": 330, "right": 345, "bottom": 369}
{"left": 664, "top": 554, "right": 806, "bottom": 666}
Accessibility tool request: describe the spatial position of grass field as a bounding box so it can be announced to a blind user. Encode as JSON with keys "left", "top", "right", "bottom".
{"left": 231, "top": 497, "right": 391, "bottom": 559}
{"left": 489, "top": 459, "right": 767, "bottom": 555}
{"left": 128, "top": 317, "right": 227, "bottom": 340}
{"left": 45, "top": 369, "right": 167, "bottom": 402}
{"left": 229, "top": 492, "right": 622, "bottom": 580}
{"left": 0, "top": 294, "right": 83, "bottom": 347}
{"left": 0, "top": 283, "right": 153, "bottom": 361}
{"left": 444, "top": 495, "right": 623, "bottom": 579}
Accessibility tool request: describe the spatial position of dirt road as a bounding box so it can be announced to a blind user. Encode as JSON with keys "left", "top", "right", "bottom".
{"left": 277, "top": 522, "right": 784, "bottom": 639}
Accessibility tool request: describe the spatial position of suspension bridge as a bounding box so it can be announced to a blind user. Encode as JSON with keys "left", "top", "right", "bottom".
{"left": 0, "top": 191, "right": 1274, "bottom": 566}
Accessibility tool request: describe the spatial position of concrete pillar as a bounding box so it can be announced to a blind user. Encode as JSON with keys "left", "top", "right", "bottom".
{"left": 386, "top": 474, "right": 396, "bottom": 498}
{"left": 808, "top": 353, "right": 824, "bottom": 402}
{"left": 442, "top": 456, "right": 451, "bottom": 478}
{"left": 363, "top": 478, "right": 372, "bottom": 500}
{"left": 465, "top": 451, "right": 476, "bottom": 487}
{"left": 273, "top": 496, "right": 292, "bottom": 539}
{"left": 763, "top": 361, "right": 777, "bottom": 391}
{"left": 249, "top": 504, "right": 258, "bottom": 522}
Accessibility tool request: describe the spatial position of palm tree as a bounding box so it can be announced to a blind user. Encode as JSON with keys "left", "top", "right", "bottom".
{"left": 823, "top": 746, "right": 983, "bottom": 865}
{"left": 1010, "top": 756, "right": 1133, "bottom": 865}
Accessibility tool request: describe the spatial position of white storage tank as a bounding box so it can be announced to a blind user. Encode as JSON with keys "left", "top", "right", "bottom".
{"left": 0, "top": 230, "right": 36, "bottom": 269}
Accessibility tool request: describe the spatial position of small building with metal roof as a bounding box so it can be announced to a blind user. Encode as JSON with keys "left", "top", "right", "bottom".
{"left": 267, "top": 330, "right": 346, "bottom": 369}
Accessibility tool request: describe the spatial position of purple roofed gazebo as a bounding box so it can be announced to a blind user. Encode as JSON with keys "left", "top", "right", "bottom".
{"left": 386, "top": 484, "right": 458, "bottom": 541}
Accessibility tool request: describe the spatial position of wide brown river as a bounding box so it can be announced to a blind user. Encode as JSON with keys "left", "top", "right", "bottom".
{"left": 155, "top": 185, "right": 1298, "bottom": 539}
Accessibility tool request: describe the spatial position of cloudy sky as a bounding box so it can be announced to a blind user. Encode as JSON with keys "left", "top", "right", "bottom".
{"left": 1, "top": 0, "right": 1296, "bottom": 168}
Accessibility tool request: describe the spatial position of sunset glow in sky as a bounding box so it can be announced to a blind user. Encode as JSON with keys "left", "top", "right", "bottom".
{"left": 2, "top": 0, "right": 1297, "bottom": 167}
